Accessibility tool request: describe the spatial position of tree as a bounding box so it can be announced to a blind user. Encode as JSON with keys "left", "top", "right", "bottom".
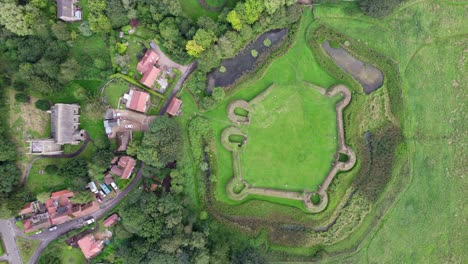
{"left": 186, "top": 40, "right": 205, "bottom": 57}
{"left": 36, "top": 192, "right": 50, "bottom": 203}
{"left": 59, "top": 58, "right": 80, "bottom": 84}
{"left": 263, "top": 0, "right": 295, "bottom": 15}
{"left": 51, "top": 22, "right": 70, "bottom": 41}
{"left": 0, "top": 162, "right": 20, "bottom": 196}
{"left": 137, "top": 116, "right": 183, "bottom": 168}
{"left": 78, "top": 21, "right": 94, "bottom": 37}
{"left": 0, "top": 2, "right": 37, "bottom": 36}
{"left": 106, "top": 0, "right": 129, "bottom": 28}
{"left": 59, "top": 158, "right": 90, "bottom": 190}
{"left": 227, "top": 10, "right": 242, "bottom": 31}
{"left": 211, "top": 87, "right": 225, "bottom": 102}
{"left": 244, "top": 0, "right": 264, "bottom": 24}
{"left": 44, "top": 164, "right": 58, "bottom": 174}
{"left": 71, "top": 191, "right": 94, "bottom": 204}
{"left": 0, "top": 140, "right": 17, "bottom": 162}
{"left": 115, "top": 42, "right": 127, "bottom": 54}
{"left": 88, "top": 13, "right": 112, "bottom": 33}
{"left": 250, "top": 49, "right": 258, "bottom": 58}
{"left": 263, "top": 38, "right": 271, "bottom": 47}
{"left": 193, "top": 29, "right": 216, "bottom": 49}
{"left": 88, "top": 147, "right": 113, "bottom": 179}
{"left": 15, "top": 93, "right": 30, "bottom": 103}
{"left": 359, "top": 0, "right": 403, "bottom": 17}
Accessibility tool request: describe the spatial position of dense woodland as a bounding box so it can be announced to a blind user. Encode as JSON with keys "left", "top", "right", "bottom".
{"left": 0, "top": 0, "right": 405, "bottom": 262}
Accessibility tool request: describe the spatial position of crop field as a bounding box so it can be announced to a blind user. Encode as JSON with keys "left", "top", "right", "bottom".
{"left": 238, "top": 83, "right": 339, "bottom": 192}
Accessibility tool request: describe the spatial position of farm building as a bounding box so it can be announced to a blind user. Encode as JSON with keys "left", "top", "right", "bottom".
{"left": 166, "top": 97, "right": 183, "bottom": 116}
{"left": 103, "top": 213, "right": 120, "bottom": 227}
{"left": 77, "top": 234, "right": 104, "bottom": 259}
{"left": 124, "top": 89, "right": 150, "bottom": 113}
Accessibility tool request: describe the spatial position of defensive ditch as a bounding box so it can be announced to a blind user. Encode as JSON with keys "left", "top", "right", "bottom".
{"left": 322, "top": 40, "right": 384, "bottom": 94}
{"left": 206, "top": 28, "right": 288, "bottom": 92}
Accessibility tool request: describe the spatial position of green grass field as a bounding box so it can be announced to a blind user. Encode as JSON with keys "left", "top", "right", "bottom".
{"left": 238, "top": 83, "right": 339, "bottom": 192}
{"left": 103, "top": 80, "right": 128, "bottom": 108}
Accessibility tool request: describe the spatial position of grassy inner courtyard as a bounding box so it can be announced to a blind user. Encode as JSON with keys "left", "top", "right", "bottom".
{"left": 239, "top": 83, "right": 339, "bottom": 192}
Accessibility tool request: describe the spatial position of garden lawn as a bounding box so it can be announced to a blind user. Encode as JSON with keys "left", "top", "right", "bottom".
{"left": 103, "top": 80, "right": 128, "bottom": 108}
{"left": 39, "top": 239, "right": 86, "bottom": 264}
{"left": 25, "top": 159, "right": 67, "bottom": 196}
{"left": 16, "top": 237, "right": 39, "bottom": 264}
{"left": 239, "top": 83, "right": 339, "bottom": 192}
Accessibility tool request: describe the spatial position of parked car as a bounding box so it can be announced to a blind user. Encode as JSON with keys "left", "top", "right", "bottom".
{"left": 124, "top": 124, "right": 133, "bottom": 129}
{"left": 49, "top": 226, "right": 57, "bottom": 231}
{"left": 99, "top": 190, "right": 106, "bottom": 198}
{"left": 83, "top": 218, "right": 95, "bottom": 226}
{"left": 110, "top": 182, "right": 118, "bottom": 191}
{"left": 96, "top": 194, "right": 103, "bottom": 203}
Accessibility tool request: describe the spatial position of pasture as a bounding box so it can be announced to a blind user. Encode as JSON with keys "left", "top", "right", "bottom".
{"left": 238, "top": 83, "right": 339, "bottom": 192}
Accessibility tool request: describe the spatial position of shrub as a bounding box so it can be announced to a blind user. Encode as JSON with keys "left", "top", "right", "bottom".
{"left": 115, "top": 42, "right": 127, "bottom": 54}
{"left": 15, "top": 93, "right": 30, "bottom": 103}
{"left": 219, "top": 66, "right": 226, "bottom": 73}
{"left": 35, "top": 100, "right": 51, "bottom": 111}
{"left": 251, "top": 49, "right": 258, "bottom": 58}
{"left": 263, "top": 38, "right": 271, "bottom": 47}
{"left": 45, "top": 164, "right": 59, "bottom": 174}
{"left": 329, "top": 41, "right": 340, "bottom": 48}
{"left": 78, "top": 21, "right": 93, "bottom": 37}
{"left": 12, "top": 80, "right": 28, "bottom": 91}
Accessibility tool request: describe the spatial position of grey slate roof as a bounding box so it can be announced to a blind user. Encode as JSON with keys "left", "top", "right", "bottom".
{"left": 51, "top": 104, "right": 82, "bottom": 145}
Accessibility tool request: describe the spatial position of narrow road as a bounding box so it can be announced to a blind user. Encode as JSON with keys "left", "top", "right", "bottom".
{"left": 0, "top": 219, "right": 23, "bottom": 264}
{"left": 159, "top": 62, "right": 197, "bottom": 115}
{"left": 25, "top": 167, "right": 143, "bottom": 264}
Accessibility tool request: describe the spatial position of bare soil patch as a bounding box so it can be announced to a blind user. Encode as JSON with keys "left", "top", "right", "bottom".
{"left": 207, "top": 28, "right": 288, "bottom": 92}
{"left": 322, "top": 41, "right": 383, "bottom": 94}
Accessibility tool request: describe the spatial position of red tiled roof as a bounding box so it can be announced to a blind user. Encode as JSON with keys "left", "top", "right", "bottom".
{"left": 103, "top": 213, "right": 119, "bottom": 227}
{"left": 110, "top": 165, "right": 123, "bottom": 176}
{"left": 20, "top": 202, "right": 34, "bottom": 215}
{"left": 150, "top": 184, "right": 158, "bottom": 191}
{"left": 120, "top": 157, "right": 135, "bottom": 180}
{"left": 111, "top": 156, "right": 119, "bottom": 164}
{"left": 166, "top": 97, "right": 183, "bottom": 116}
{"left": 50, "top": 190, "right": 74, "bottom": 198}
{"left": 139, "top": 66, "right": 161, "bottom": 88}
{"left": 50, "top": 213, "right": 71, "bottom": 225}
{"left": 81, "top": 201, "right": 99, "bottom": 215}
{"left": 137, "top": 49, "right": 159, "bottom": 73}
{"left": 126, "top": 89, "right": 150, "bottom": 113}
{"left": 78, "top": 234, "right": 104, "bottom": 259}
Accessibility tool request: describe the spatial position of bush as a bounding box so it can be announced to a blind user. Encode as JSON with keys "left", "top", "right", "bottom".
{"left": 219, "top": 66, "right": 226, "bottom": 73}
{"left": 35, "top": 100, "right": 51, "bottom": 111}
{"left": 45, "top": 164, "right": 59, "bottom": 174}
{"left": 263, "top": 38, "right": 271, "bottom": 47}
{"left": 13, "top": 80, "right": 28, "bottom": 91}
{"left": 251, "top": 49, "right": 258, "bottom": 58}
{"left": 15, "top": 93, "right": 30, "bottom": 103}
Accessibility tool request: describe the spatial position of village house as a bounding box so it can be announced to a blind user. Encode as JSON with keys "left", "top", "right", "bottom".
{"left": 77, "top": 234, "right": 104, "bottom": 259}
{"left": 166, "top": 97, "right": 183, "bottom": 116}
{"left": 28, "top": 104, "right": 86, "bottom": 155}
{"left": 20, "top": 190, "right": 100, "bottom": 233}
{"left": 103, "top": 213, "right": 120, "bottom": 227}
{"left": 137, "top": 49, "right": 162, "bottom": 88}
{"left": 109, "top": 156, "right": 136, "bottom": 180}
{"left": 124, "top": 89, "right": 150, "bottom": 113}
{"left": 57, "top": 0, "right": 82, "bottom": 22}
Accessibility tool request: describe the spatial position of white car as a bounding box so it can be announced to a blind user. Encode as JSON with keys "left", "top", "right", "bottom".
{"left": 124, "top": 124, "right": 133, "bottom": 129}
{"left": 83, "top": 218, "right": 95, "bottom": 226}
{"left": 49, "top": 226, "right": 57, "bottom": 231}
{"left": 110, "top": 182, "right": 118, "bottom": 191}
{"left": 99, "top": 190, "right": 106, "bottom": 198}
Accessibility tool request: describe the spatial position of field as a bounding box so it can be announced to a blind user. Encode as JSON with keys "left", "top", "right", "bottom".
{"left": 236, "top": 83, "right": 339, "bottom": 192}
{"left": 310, "top": 1, "right": 467, "bottom": 262}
